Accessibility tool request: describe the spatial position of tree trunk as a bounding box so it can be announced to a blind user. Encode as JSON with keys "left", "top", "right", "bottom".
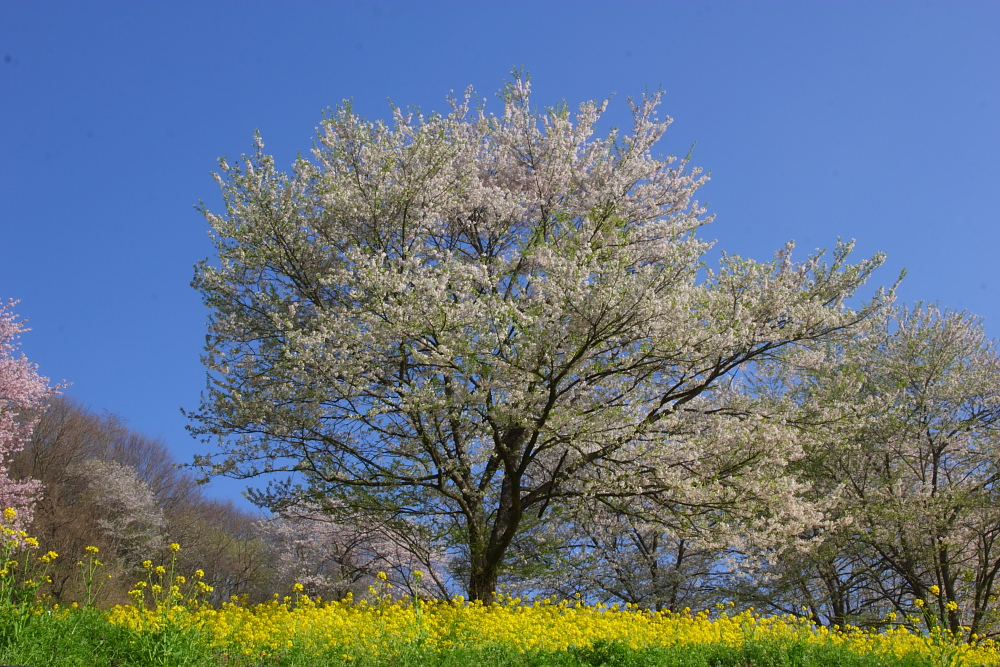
{"left": 469, "top": 556, "right": 500, "bottom": 603}
{"left": 467, "top": 470, "right": 524, "bottom": 603}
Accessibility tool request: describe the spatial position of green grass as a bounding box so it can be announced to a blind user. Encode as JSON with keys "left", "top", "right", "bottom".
{"left": 0, "top": 610, "right": 953, "bottom": 667}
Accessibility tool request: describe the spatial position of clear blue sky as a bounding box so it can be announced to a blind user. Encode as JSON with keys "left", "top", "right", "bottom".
{"left": 2, "top": 1, "right": 998, "bottom": 508}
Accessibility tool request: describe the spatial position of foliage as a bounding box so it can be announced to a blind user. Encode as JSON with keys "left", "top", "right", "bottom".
{"left": 189, "top": 74, "right": 889, "bottom": 601}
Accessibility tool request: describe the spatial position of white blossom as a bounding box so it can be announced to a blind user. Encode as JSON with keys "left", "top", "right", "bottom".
{"left": 190, "top": 75, "right": 889, "bottom": 601}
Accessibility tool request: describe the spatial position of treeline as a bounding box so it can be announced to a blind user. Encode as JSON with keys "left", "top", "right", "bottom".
{"left": 11, "top": 302, "right": 1000, "bottom": 643}
{"left": 7, "top": 397, "right": 450, "bottom": 607}
{"left": 11, "top": 397, "right": 264, "bottom": 604}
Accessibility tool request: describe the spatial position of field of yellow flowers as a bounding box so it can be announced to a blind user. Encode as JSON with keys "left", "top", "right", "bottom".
{"left": 1, "top": 511, "right": 999, "bottom": 666}
{"left": 101, "top": 585, "right": 1000, "bottom": 666}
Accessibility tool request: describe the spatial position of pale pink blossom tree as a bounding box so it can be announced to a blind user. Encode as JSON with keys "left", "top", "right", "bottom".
{"left": 74, "top": 458, "right": 167, "bottom": 567}
{"left": 0, "top": 300, "right": 57, "bottom": 526}
{"left": 261, "top": 502, "right": 450, "bottom": 601}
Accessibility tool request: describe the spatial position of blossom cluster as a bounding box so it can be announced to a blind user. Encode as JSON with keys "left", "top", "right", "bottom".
{"left": 0, "top": 300, "right": 57, "bottom": 526}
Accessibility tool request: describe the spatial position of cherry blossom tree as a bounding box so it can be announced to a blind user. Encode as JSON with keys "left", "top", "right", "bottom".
{"left": 740, "top": 305, "right": 1000, "bottom": 639}
{"left": 0, "top": 299, "right": 56, "bottom": 527}
{"left": 261, "top": 503, "right": 449, "bottom": 601}
{"left": 504, "top": 499, "right": 726, "bottom": 611}
{"left": 74, "top": 458, "right": 166, "bottom": 567}
{"left": 189, "top": 76, "right": 889, "bottom": 601}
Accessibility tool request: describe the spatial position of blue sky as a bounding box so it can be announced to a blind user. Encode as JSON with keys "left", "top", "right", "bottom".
{"left": 2, "top": 1, "right": 997, "bottom": 509}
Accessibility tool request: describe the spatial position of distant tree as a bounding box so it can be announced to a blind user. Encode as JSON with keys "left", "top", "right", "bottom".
{"left": 737, "top": 306, "right": 1000, "bottom": 639}
{"left": 0, "top": 299, "right": 57, "bottom": 527}
{"left": 74, "top": 458, "right": 166, "bottom": 567}
{"left": 166, "top": 497, "right": 271, "bottom": 604}
{"left": 510, "top": 501, "right": 725, "bottom": 612}
{"left": 261, "top": 503, "right": 450, "bottom": 601}
{"left": 723, "top": 524, "right": 894, "bottom": 629}
{"left": 189, "top": 75, "right": 889, "bottom": 601}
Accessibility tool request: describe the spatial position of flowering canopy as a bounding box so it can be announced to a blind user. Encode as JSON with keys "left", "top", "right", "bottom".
{"left": 0, "top": 300, "right": 57, "bottom": 526}
{"left": 751, "top": 305, "right": 1000, "bottom": 638}
{"left": 190, "top": 77, "right": 888, "bottom": 600}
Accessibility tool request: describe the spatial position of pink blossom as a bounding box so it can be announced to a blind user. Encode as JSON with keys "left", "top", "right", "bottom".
{"left": 0, "top": 300, "right": 59, "bottom": 527}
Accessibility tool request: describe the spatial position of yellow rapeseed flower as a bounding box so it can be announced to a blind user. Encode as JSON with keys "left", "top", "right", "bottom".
{"left": 101, "top": 594, "right": 1000, "bottom": 665}
{"left": 85, "top": 546, "right": 99, "bottom": 554}
{"left": 3, "top": 508, "right": 17, "bottom": 521}
{"left": 169, "top": 543, "right": 181, "bottom": 553}
{"left": 928, "top": 585, "right": 941, "bottom": 596}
